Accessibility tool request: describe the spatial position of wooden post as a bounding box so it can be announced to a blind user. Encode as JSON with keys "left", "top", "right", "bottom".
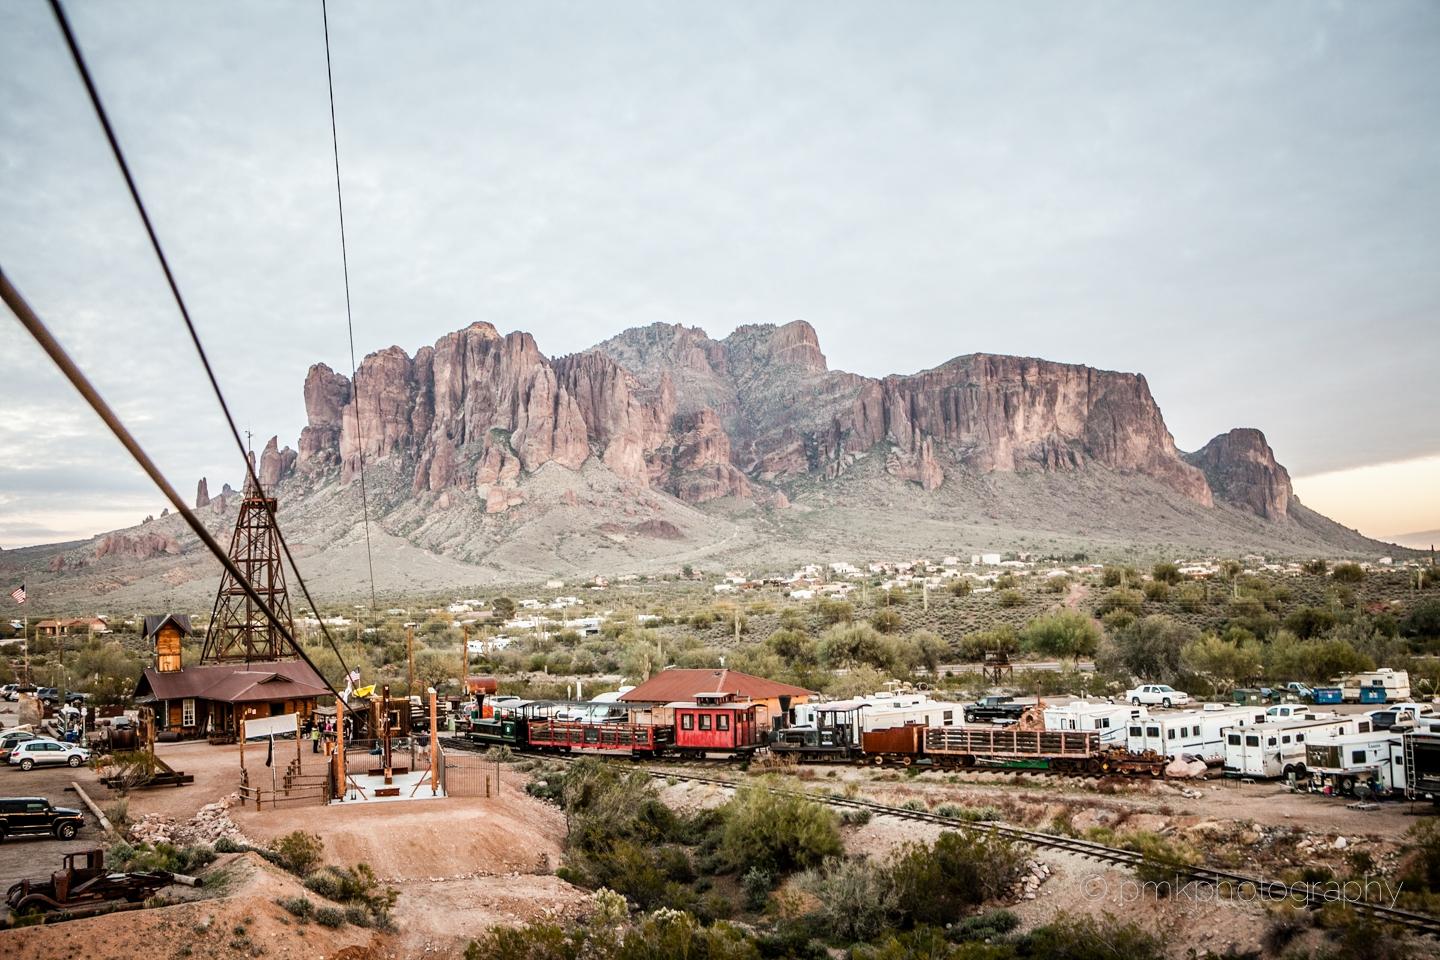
{"left": 382, "top": 683, "right": 393, "bottom": 784}
{"left": 335, "top": 695, "right": 346, "bottom": 801}
{"left": 239, "top": 718, "right": 246, "bottom": 773}
{"left": 429, "top": 686, "right": 439, "bottom": 795}
{"left": 461, "top": 624, "right": 470, "bottom": 719}
{"left": 295, "top": 712, "right": 302, "bottom": 767}
{"left": 406, "top": 624, "right": 415, "bottom": 700}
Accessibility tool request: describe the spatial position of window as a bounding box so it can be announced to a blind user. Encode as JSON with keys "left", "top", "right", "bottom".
{"left": 26, "top": 802, "right": 46, "bottom": 812}
{"left": 681, "top": 714, "right": 694, "bottom": 730}
{"left": 943, "top": 710, "right": 953, "bottom": 724}
{"left": 1129, "top": 726, "right": 1142, "bottom": 737}
{"left": 1267, "top": 738, "right": 1277, "bottom": 746}
{"left": 1282, "top": 736, "right": 1291, "bottom": 744}
{"left": 1358, "top": 721, "right": 1371, "bottom": 733}
{"left": 1099, "top": 718, "right": 1110, "bottom": 729}
{"left": 1245, "top": 735, "right": 1260, "bottom": 747}
{"left": 699, "top": 714, "right": 712, "bottom": 731}
{"left": 717, "top": 714, "right": 730, "bottom": 731}
{"left": 1228, "top": 734, "right": 1241, "bottom": 745}
{"left": 1352, "top": 750, "right": 1366, "bottom": 763}
{"left": 1297, "top": 734, "right": 1304, "bottom": 742}
{"left": 1167, "top": 730, "right": 1176, "bottom": 740}
{"left": 1146, "top": 726, "right": 1159, "bottom": 737}
{"left": 182, "top": 698, "right": 196, "bottom": 727}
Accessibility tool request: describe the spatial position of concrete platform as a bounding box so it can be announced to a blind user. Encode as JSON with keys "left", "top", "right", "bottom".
{"left": 335, "top": 768, "right": 445, "bottom": 803}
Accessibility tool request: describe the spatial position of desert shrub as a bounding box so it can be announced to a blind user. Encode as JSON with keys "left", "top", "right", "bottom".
{"left": 468, "top": 911, "right": 760, "bottom": 960}
{"left": 1151, "top": 562, "right": 1181, "bottom": 585}
{"left": 1098, "top": 614, "right": 1198, "bottom": 686}
{"left": 1263, "top": 904, "right": 1311, "bottom": 953}
{"left": 994, "top": 573, "right": 1019, "bottom": 590}
{"left": 817, "top": 599, "right": 854, "bottom": 625}
{"left": 277, "top": 896, "right": 313, "bottom": 920}
{"left": 996, "top": 589, "right": 1025, "bottom": 608}
{"left": 871, "top": 609, "right": 903, "bottom": 634}
{"left": 1121, "top": 832, "right": 1197, "bottom": 893}
{"left": 1040, "top": 576, "right": 1070, "bottom": 594}
{"left": 1402, "top": 599, "right": 1440, "bottom": 639}
{"left": 313, "top": 906, "right": 346, "bottom": 928}
{"left": 1094, "top": 588, "right": 1144, "bottom": 617}
{"left": 948, "top": 908, "right": 1020, "bottom": 942}
{"left": 108, "top": 841, "right": 216, "bottom": 875}
{"left": 1141, "top": 580, "right": 1169, "bottom": 602}
{"left": 741, "top": 866, "right": 773, "bottom": 911}
{"left": 1101, "top": 565, "right": 1136, "bottom": 587}
{"left": 1303, "top": 558, "right": 1328, "bottom": 575}
{"left": 274, "top": 830, "right": 325, "bottom": 875}
{"left": 1020, "top": 610, "right": 1100, "bottom": 660}
{"left": 888, "top": 831, "right": 1024, "bottom": 927}
{"left": 214, "top": 836, "right": 243, "bottom": 854}
{"left": 956, "top": 625, "right": 1019, "bottom": 660}
{"left": 799, "top": 856, "right": 897, "bottom": 942}
{"left": 1019, "top": 912, "right": 1165, "bottom": 959}
{"left": 949, "top": 579, "right": 973, "bottom": 597}
{"left": 1284, "top": 605, "right": 1340, "bottom": 639}
{"left": 1332, "top": 562, "right": 1366, "bottom": 583}
{"left": 719, "top": 785, "right": 841, "bottom": 875}
{"left": 303, "top": 863, "right": 397, "bottom": 927}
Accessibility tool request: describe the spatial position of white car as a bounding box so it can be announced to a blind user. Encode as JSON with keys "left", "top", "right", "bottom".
{"left": 8, "top": 739, "right": 91, "bottom": 771}
{"left": 1126, "top": 684, "right": 1190, "bottom": 708}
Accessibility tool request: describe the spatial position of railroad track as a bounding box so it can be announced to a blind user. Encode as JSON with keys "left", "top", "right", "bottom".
{"left": 439, "top": 738, "right": 1440, "bottom": 938}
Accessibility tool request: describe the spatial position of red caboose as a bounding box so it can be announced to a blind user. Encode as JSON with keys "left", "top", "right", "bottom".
{"left": 671, "top": 693, "right": 766, "bottom": 755}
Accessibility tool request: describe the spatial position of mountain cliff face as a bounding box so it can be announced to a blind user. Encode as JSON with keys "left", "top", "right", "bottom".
{"left": 1183, "top": 428, "right": 1293, "bottom": 520}
{"left": 249, "top": 319, "right": 1298, "bottom": 522}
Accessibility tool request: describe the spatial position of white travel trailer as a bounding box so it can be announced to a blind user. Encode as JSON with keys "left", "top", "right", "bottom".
{"left": 1126, "top": 704, "right": 1269, "bottom": 762}
{"left": 1043, "top": 702, "right": 1145, "bottom": 747}
{"left": 1223, "top": 716, "right": 1371, "bottom": 779}
{"left": 795, "top": 693, "right": 968, "bottom": 747}
{"left": 1339, "top": 668, "right": 1410, "bottom": 703}
{"left": 1264, "top": 704, "right": 1333, "bottom": 721}
{"left": 1305, "top": 731, "right": 1406, "bottom": 797}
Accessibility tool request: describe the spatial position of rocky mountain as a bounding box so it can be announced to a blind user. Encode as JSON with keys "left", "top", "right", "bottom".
{"left": 7, "top": 320, "right": 1400, "bottom": 607}
{"left": 250, "top": 319, "right": 1285, "bottom": 519}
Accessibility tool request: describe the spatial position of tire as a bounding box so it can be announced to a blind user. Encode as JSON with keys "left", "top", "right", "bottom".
{"left": 55, "top": 823, "right": 77, "bottom": 840}
{"left": 1131, "top": 698, "right": 1141, "bottom": 706}
{"left": 1294, "top": 764, "right": 1308, "bottom": 781}
{"left": 19, "top": 758, "right": 33, "bottom": 771}
{"left": 67, "top": 755, "right": 83, "bottom": 768}
{"left": 1162, "top": 699, "right": 1172, "bottom": 708}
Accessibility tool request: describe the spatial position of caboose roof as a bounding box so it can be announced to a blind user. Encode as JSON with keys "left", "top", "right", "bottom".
{"left": 619, "top": 668, "right": 811, "bottom": 704}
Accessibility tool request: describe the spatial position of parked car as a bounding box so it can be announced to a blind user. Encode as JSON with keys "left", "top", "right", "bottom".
{"left": 1125, "top": 684, "right": 1190, "bottom": 708}
{"left": 0, "top": 731, "right": 40, "bottom": 762}
{"left": 64, "top": 692, "right": 90, "bottom": 705}
{"left": 35, "top": 688, "right": 59, "bottom": 705}
{"left": 963, "top": 696, "right": 1029, "bottom": 724}
{"left": 1282, "top": 682, "right": 1314, "bottom": 702}
{"left": 4, "top": 684, "right": 37, "bottom": 702}
{"left": 8, "top": 740, "right": 90, "bottom": 771}
{"left": 0, "top": 684, "right": 15, "bottom": 700}
{"left": 0, "top": 796, "right": 85, "bottom": 841}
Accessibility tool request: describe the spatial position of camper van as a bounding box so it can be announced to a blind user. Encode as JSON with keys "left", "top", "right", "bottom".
{"left": 1126, "top": 705, "right": 1269, "bottom": 762}
{"left": 1223, "top": 716, "right": 1369, "bottom": 779}
{"left": 1305, "top": 731, "right": 1405, "bottom": 797}
{"left": 1043, "top": 701, "right": 1145, "bottom": 747}
{"left": 1338, "top": 669, "right": 1410, "bottom": 704}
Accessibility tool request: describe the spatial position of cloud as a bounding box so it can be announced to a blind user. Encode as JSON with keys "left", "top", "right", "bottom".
{"left": 2, "top": 0, "right": 1437, "bottom": 542}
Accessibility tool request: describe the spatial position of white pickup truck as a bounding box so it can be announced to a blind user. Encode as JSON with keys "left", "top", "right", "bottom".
{"left": 1125, "top": 684, "right": 1190, "bottom": 708}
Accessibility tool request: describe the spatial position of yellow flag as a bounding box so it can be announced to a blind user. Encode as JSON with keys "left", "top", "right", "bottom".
{"left": 355, "top": 684, "right": 376, "bottom": 699}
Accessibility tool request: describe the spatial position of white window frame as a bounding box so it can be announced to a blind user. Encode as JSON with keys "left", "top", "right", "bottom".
{"left": 182, "top": 698, "right": 196, "bottom": 727}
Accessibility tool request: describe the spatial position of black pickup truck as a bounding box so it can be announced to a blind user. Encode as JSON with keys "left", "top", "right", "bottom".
{"left": 0, "top": 796, "right": 85, "bottom": 841}
{"left": 963, "top": 696, "right": 1030, "bottom": 724}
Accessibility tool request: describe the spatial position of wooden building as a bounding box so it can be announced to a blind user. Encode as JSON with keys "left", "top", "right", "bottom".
{"left": 134, "top": 659, "right": 328, "bottom": 739}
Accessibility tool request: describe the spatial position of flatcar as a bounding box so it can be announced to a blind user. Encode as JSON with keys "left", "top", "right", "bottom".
{"left": 527, "top": 717, "right": 674, "bottom": 755}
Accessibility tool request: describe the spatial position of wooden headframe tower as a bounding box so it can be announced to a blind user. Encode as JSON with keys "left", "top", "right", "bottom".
{"left": 201, "top": 473, "right": 296, "bottom": 664}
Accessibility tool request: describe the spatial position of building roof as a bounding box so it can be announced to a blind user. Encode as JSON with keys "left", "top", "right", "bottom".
{"left": 134, "top": 660, "right": 329, "bottom": 705}
{"left": 143, "top": 613, "right": 194, "bottom": 640}
{"left": 618, "top": 668, "right": 811, "bottom": 703}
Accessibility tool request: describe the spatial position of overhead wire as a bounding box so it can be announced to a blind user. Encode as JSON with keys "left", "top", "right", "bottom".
{"left": 0, "top": 268, "right": 344, "bottom": 697}
{"left": 45, "top": 0, "right": 355, "bottom": 681}
{"left": 320, "top": 0, "right": 379, "bottom": 612}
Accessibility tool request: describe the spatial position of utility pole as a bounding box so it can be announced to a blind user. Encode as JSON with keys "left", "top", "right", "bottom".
{"left": 406, "top": 624, "right": 415, "bottom": 700}
{"left": 461, "top": 623, "right": 470, "bottom": 715}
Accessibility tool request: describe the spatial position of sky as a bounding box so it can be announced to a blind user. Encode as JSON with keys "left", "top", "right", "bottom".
{"left": 1, "top": 0, "right": 1437, "bottom": 548}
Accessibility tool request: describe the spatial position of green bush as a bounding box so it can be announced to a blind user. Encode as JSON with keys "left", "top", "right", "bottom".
{"left": 996, "top": 589, "right": 1025, "bottom": 608}
{"left": 888, "top": 832, "right": 1024, "bottom": 927}
{"left": 719, "top": 786, "right": 842, "bottom": 875}
{"left": 948, "top": 908, "right": 1020, "bottom": 942}
{"left": 1020, "top": 610, "right": 1100, "bottom": 660}
{"left": 1151, "top": 562, "right": 1181, "bottom": 585}
{"left": 274, "top": 830, "right": 325, "bottom": 875}
{"left": 277, "top": 896, "right": 313, "bottom": 920}
{"left": 741, "top": 866, "right": 773, "bottom": 911}
{"left": 1019, "top": 912, "right": 1165, "bottom": 959}
{"left": 1332, "top": 562, "right": 1366, "bottom": 583}
{"left": 871, "top": 609, "right": 903, "bottom": 634}
{"left": 314, "top": 906, "right": 346, "bottom": 928}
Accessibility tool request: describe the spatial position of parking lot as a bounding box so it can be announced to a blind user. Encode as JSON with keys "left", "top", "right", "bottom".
{"left": 0, "top": 699, "right": 105, "bottom": 890}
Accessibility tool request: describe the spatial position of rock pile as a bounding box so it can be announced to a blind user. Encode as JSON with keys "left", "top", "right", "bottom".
{"left": 1010, "top": 858, "right": 1051, "bottom": 901}
{"left": 128, "top": 795, "right": 248, "bottom": 848}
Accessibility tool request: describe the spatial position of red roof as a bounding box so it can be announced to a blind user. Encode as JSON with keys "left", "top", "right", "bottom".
{"left": 618, "top": 668, "right": 811, "bottom": 703}
{"left": 135, "top": 660, "right": 330, "bottom": 704}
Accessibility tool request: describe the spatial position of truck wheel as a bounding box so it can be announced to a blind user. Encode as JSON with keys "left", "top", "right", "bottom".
{"left": 19, "top": 758, "right": 33, "bottom": 771}
{"left": 55, "top": 823, "right": 77, "bottom": 840}
{"left": 68, "top": 755, "right": 83, "bottom": 768}
{"left": 1131, "top": 697, "right": 1141, "bottom": 706}
{"left": 1294, "top": 764, "right": 1307, "bottom": 781}
{"left": 1162, "top": 698, "right": 1172, "bottom": 708}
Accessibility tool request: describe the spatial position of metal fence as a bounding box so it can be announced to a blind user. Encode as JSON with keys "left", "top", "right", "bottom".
{"left": 442, "top": 750, "right": 502, "bottom": 797}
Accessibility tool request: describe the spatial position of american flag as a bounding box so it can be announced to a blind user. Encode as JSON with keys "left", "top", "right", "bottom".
{"left": 8, "top": 584, "right": 24, "bottom": 605}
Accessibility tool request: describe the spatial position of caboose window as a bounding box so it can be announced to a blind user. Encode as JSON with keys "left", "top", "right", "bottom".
{"left": 681, "top": 714, "right": 694, "bottom": 730}
{"left": 699, "top": 714, "right": 712, "bottom": 731}
{"left": 717, "top": 714, "right": 730, "bottom": 731}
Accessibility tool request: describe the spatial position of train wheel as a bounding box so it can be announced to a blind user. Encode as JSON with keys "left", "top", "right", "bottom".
{"left": 1085, "top": 759, "right": 1101, "bottom": 775}
{"left": 899, "top": 756, "right": 913, "bottom": 767}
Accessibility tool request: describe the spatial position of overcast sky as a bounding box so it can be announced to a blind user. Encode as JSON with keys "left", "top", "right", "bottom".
{"left": 2, "top": 0, "right": 1437, "bottom": 548}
